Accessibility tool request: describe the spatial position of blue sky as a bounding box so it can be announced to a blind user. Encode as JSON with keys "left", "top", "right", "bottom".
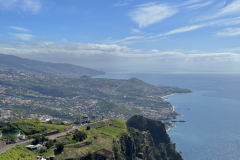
{"left": 1, "top": 0, "right": 240, "bottom": 74}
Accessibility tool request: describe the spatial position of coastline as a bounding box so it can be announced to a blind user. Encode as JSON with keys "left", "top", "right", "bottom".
{"left": 161, "top": 93, "right": 178, "bottom": 132}
{"left": 161, "top": 93, "right": 177, "bottom": 98}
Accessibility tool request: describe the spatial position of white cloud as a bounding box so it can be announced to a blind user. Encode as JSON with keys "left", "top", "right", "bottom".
{"left": 129, "top": 2, "right": 178, "bottom": 28}
{"left": 214, "top": 0, "right": 240, "bottom": 18}
{"left": 197, "top": 0, "right": 240, "bottom": 21}
{"left": 181, "top": 0, "right": 203, "bottom": 6}
{"left": 1, "top": 42, "right": 240, "bottom": 73}
{"left": 113, "top": 36, "right": 144, "bottom": 43}
{"left": 185, "top": 0, "right": 215, "bottom": 10}
{"left": 0, "top": 0, "right": 41, "bottom": 13}
{"left": 164, "top": 25, "right": 205, "bottom": 36}
{"left": 113, "top": 1, "right": 129, "bottom": 7}
{"left": 130, "top": 28, "right": 143, "bottom": 34}
{"left": 151, "top": 49, "right": 159, "bottom": 53}
{"left": 216, "top": 27, "right": 240, "bottom": 37}
{"left": 9, "top": 26, "right": 30, "bottom": 32}
{"left": 216, "top": 1, "right": 226, "bottom": 8}
{"left": 10, "top": 33, "right": 35, "bottom": 41}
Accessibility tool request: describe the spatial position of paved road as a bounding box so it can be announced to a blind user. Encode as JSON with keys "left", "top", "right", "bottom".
{"left": 0, "top": 139, "right": 33, "bottom": 155}
{"left": 0, "top": 119, "right": 107, "bottom": 155}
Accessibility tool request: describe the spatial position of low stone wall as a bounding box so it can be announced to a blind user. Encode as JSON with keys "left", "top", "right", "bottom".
{"left": 40, "top": 130, "right": 59, "bottom": 137}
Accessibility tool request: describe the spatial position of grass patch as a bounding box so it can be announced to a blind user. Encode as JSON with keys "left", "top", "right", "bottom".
{"left": 81, "top": 122, "right": 105, "bottom": 129}
{"left": 7, "top": 119, "right": 70, "bottom": 136}
{"left": 93, "top": 136, "right": 113, "bottom": 151}
{"left": 38, "top": 148, "right": 54, "bottom": 157}
{"left": 88, "top": 144, "right": 102, "bottom": 151}
{"left": 55, "top": 148, "right": 84, "bottom": 160}
{"left": 97, "top": 126, "right": 126, "bottom": 139}
{"left": 0, "top": 145, "right": 36, "bottom": 160}
{"left": 66, "top": 135, "right": 77, "bottom": 143}
{"left": 97, "top": 119, "right": 126, "bottom": 139}
{"left": 81, "top": 119, "right": 126, "bottom": 140}
{"left": 110, "top": 118, "right": 126, "bottom": 129}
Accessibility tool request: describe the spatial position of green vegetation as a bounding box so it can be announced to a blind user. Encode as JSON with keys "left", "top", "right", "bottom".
{"left": 81, "top": 122, "right": 105, "bottom": 129}
{"left": 57, "top": 143, "right": 64, "bottom": 153}
{"left": 77, "top": 152, "right": 95, "bottom": 160}
{"left": 0, "top": 117, "right": 183, "bottom": 160}
{"left": 73, "top": 130, "right": 87, "bottom": 142}
{"left": 124, "top": 115, "right": 183, "bottom": 160}
{"left": 95, "top": 119, "right": 126, "bottom": 140}
{"left": 127, "top": 115, "right": 170, "bottom": 144}
{"left": 2, "top": 119, "right": 70, "bottom": 136}
{"left": 97, "top": 101, "right": 141, "bottom": 118}
{"left": 0, "top": 70, "right": 191, "bottom": 122}
{"left": 45, "top": 140, "right": 54, "bottom": 149}
{"left": 0, "top": 145, "right": 36, "bottom": 160}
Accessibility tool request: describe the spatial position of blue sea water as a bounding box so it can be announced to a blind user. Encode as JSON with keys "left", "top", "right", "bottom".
{"left": 95, "top": 73, "right": 240, "bottom": 160}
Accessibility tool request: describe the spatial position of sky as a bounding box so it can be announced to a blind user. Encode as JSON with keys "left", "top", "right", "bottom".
{"left": 1, "top": 0, "right": 240, "bottom": 74}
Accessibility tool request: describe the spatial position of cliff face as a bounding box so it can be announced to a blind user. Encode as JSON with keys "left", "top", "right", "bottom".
{"left": 114, "top": 115, "right": 183, "bottom": 160}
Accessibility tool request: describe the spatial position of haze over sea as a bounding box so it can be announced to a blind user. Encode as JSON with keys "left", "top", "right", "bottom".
{"left": 96, "top": 73, "right": 240, "bottom": 160}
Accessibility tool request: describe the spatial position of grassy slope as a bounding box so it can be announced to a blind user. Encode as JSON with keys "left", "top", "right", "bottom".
{"left": 56, "top": 119, "right": 126, "bottom": 159}
{"left": 1, "top": 119, "right": 126, "bottom": 160}
{"left": 8, "top": 119, "right": 70, "bottom": 136}
{"left": 0, "top": 145, "right": 36, "bottom": 160}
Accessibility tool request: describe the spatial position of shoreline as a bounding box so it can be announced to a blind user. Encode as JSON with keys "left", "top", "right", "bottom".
{"left": 161, "top": 93, "right": 177, "bottom": 98}
{"left": 161, "top": 93, "right": 179, "bottom": 132}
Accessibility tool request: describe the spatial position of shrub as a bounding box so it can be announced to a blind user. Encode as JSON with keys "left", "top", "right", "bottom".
{"left": 57, "top": 143, "right": 64, "bottom": 153}
{"left": 73, "top": 130, "right": 87, "bottom": 142}
{"left": 45, "top": 140, "right": 54, "bottom": 149}
{"left": 86, "top": 126, "right": 90, "bottom": 130}
{"left": 32, "top": 136, "right": 41, "bottom": 145}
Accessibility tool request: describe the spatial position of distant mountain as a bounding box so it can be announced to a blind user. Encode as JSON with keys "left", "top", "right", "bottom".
{"left": 0, "top": 53, "right": 104, "bottom": 77}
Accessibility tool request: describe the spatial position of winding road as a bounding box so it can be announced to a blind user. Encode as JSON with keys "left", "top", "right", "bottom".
{"left": 0, "top": 119, "right": 107, "bottom": 155}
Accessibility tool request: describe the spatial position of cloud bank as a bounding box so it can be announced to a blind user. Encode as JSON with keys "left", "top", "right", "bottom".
{"left": 1, "top": 42, "right": 240, "bottom": 74}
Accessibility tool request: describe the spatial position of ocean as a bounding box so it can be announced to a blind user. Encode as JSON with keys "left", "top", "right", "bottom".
{"left": 95, "top": 73, "right": 240, "bottom": 160}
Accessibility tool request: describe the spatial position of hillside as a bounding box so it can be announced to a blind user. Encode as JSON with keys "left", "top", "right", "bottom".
{"left": 0, "top": 53, "right": 104, "bottom": 77}
{"left": 0, "top": 116, "right": 183, "bottom": 160}
{"left": 0, "top": 70, "right": 191, "bottom": 123}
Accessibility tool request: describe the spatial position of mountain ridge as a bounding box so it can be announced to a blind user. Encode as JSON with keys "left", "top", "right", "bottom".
{"left": 0, "top": 53, "right": 104, "bottom": 77}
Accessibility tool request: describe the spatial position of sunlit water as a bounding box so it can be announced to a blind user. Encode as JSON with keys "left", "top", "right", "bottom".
{"left": 95, "top": 73, "right": 240, "bottom": 160}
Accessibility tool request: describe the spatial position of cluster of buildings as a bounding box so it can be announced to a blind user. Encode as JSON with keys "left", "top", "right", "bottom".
{"left": 75, "top": 114, "right": 89, "bottom": 124}
{"left": 38, "top": 115, "right": 53, "bottom": 123}
{"left": 0, "top": 109, "right": 12, "bottom": 119}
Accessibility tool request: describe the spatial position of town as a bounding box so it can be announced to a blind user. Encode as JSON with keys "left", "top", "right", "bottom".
{"left": 0, "top": 69, "right": 191, "bottom": 126}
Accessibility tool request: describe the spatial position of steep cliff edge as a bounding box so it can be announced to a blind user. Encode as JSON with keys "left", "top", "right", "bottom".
{"left": 114, "top": 115, "right": 183, "bottom": 160}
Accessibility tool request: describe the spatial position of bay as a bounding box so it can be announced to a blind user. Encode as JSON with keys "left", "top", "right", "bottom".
{"left": 95, "top": 73, "right": 240, "bottom": 160}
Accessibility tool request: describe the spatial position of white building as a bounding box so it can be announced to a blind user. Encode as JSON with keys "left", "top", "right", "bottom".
{"left": 75, "top": 114, "right": 89, "bottom": 124}
{"left": 18, "top": 135, "right": 25, "bottom": 140}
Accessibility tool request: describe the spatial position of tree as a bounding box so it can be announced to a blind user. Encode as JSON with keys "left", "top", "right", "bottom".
{"left": 32, "top": 136, "right": 41, "bottom": 145}
{"left": 8, "top": 134, "right": 17, "bottom": 143}
{"left": 45, "top": 140, "right": 54, "bottom": 149}
{"left": 53, "top": 139, "right": 57, "bottom": 143}
{"left": 41, "top": 135, "right": 48, "bottom": 143}
{"left": 86, "top": 126, "right": 90, "bottom": 130}
{"left": 73, "top": 130, "right": 87, "bottom": 142}
{"left": 57, "top": 143, "right": 64, "bottom": 153}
